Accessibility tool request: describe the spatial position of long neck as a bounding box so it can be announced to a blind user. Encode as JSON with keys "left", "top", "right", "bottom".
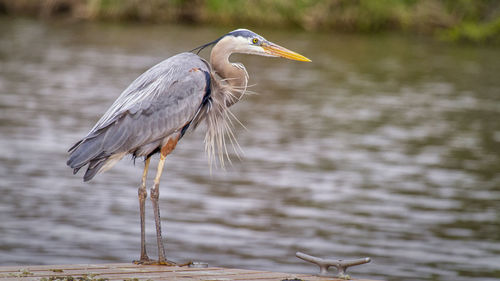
{"left": 210, "top": 39, "right": 248, "bottom": 106}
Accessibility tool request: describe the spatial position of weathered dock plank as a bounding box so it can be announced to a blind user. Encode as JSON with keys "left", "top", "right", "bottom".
{"left": 0, "top": 263, "right": 375, "bottom": 281}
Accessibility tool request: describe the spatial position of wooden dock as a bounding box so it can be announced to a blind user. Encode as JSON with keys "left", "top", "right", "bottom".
{"left": 0, "top": 263, "right": 376, "bottom": 281}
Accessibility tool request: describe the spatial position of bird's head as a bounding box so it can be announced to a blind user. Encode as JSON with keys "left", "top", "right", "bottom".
{"left": 193, "top": 28, "right": 311, "bottom": 62}
{"left": 221, "top": 29, "right": 311, "bottom": 62}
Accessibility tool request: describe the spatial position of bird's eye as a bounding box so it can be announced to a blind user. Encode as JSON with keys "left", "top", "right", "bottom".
{"left": 252, "top": 38, "right": 259, "bottom": 44}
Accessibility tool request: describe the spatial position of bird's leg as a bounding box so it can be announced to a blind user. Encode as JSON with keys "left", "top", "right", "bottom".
{"left": 149, "top": 138, "right": 179, "bottom": 266}
{"left": 150, "top": 154, "right": 168, "bottom": 264}
{"left": 136, "top": 157, "right": 151, "bottom": 263}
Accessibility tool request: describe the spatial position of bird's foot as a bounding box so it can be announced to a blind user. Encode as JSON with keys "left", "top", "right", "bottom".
{"left": 133, "top": 258, "right": 177, "bottom": 266}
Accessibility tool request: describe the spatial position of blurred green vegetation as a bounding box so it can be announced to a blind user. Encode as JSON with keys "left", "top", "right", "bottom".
{"left": 1, "top": 0, "right": 499, "bottom": 43}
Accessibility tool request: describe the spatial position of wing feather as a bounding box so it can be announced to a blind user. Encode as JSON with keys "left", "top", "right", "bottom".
{"left": 67, "top": 52, "right": 212, "bottom": 178}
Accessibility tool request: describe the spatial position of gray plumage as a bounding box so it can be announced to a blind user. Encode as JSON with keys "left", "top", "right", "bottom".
{"left": 67, "top": 53, "right": 212, "bottom": 181}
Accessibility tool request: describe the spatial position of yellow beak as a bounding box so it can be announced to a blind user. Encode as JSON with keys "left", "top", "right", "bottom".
{"left": 262, "top": 42, "right": 311, "bottom": 62}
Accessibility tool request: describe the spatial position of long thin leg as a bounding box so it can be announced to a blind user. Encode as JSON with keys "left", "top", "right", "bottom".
{"left": 151, "top": 153, "right": 168, "bottom": 263}
{"left": 138, "top": 157, "right": 151, "bottom": 262}
{"left": 148, "top": 137, "right": 178, "bottom": 265}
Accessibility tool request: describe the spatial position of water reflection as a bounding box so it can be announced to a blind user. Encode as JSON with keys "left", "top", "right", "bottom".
{"left": 0, "top": 18, "right": 499, "bottom": 281}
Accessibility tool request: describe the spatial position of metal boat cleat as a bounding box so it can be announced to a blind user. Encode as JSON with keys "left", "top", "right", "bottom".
{"left": 296, "top": 252, "right": 371, "bottom": 279}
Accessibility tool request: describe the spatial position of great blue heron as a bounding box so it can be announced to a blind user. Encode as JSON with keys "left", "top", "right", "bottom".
{"left": 67, "top": 28, "right": 310, "bottom": 265}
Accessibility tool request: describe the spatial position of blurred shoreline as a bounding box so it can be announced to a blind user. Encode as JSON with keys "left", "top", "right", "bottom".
{"left": 1, "top": 0, "right": 499, "bottom": 43}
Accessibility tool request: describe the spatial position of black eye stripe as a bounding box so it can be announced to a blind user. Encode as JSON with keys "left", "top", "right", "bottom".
{"left": 228, "top": 29, "right": 256, "bottom": 38}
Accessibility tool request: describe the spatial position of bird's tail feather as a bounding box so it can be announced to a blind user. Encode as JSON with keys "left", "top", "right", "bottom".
{"left": 67, "top": 121, "right": 129, "bottom": 173}
{"left": 83, "top": 158, "right": 107, "bottom": 182}
{"left": 67, "top": 137, "right": 107, "bottom": 170}
{"left": 67, "top": 132, "right": 126, "bottom": 181}
{"left": 80, "top": 152, "right": 126, "bottom": 182}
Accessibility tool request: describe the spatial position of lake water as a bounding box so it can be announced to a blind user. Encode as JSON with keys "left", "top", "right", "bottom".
{"left": 0, "top": 18, "right": 499, "bottom": 281}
